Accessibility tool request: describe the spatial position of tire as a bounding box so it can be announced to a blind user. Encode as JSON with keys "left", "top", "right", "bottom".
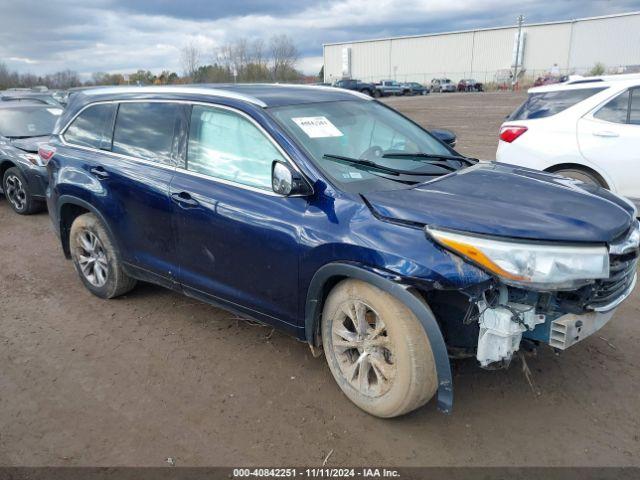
{"left": 69, "top": 213, "right": 137, "bottom": 299}
{"left": 321, "top": 279, "right": 437, "bottom": 418}
{"left": 552, "top": 168, "right": 605, "bottom": 188}
{"left": 373, "top": 90, "right": 382, "bottom": 98}
{"left": 2, "top": 167, "right": 43, "bottom": 215}
{"left": 360, "top": 89, "right": 372, "bottom": 97}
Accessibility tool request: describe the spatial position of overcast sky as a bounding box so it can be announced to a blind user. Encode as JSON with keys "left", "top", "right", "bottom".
{"left": 1, "top": 0, "right": 639, "bottom": 78}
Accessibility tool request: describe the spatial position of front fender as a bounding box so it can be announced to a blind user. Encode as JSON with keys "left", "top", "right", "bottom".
{"left": 305, "top": 262, "right": 454, "bottom": 414}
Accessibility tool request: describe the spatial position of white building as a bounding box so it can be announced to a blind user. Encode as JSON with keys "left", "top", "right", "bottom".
{"left": 323, "top": 11, "right": 640, "bottom": 86}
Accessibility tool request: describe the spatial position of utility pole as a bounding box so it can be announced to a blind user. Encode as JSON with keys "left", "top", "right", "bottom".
{"left": 513, "top": 14, "right": 524, "bottom": 91}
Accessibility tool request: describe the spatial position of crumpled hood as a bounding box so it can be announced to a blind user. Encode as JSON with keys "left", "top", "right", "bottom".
{"left": 9, "top": 135, "right": 50, "bottom": 153}
{"left": 363, "top": 162, "right": 635, "bottom": 243}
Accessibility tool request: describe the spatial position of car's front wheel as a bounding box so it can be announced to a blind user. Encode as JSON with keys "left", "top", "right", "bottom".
{"left": 2, "top": 167, "right": 42, "bottom": 215}
{"left": 69, "top": 213, "right": 137, "bottom": 299}
{"left": 322, "top": 279, "right": 437, "bottom": 418}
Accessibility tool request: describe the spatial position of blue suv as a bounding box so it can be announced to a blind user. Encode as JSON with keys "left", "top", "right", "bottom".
{"left": 45, "top": 85, "right": 639, "bottom": 417}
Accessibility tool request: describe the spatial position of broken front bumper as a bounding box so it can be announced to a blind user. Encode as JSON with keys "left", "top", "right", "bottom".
{"left": 547, "top": 273, "right": 636, "bottom": 350}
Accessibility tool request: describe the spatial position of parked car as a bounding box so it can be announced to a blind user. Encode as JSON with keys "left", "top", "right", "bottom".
{"left": 1, "top": 91, "right": 63, "bottom": 107}
{"left": 373, "top": 80, "right": 410, "bottom": 97}
{"left": 431, "top": 78, "right": 456, "bottom": 93}
{"left": 44, "top": 85, "right": 638, "bottom": 418}
{"left": 457, "top": 79, "right": 483, "bottom": 92}
{"left": 431, "top": 128, "right": 456, "bottom": 147}
{"left": 0, "top": 103, "right": 62, "bottom": 214}
{"left": 497, "top": 74, "right": 640, "bottom": 208}
{"left": 405, "top": 82, "right": 429, "bottom": 95}
{"left": 333, "top": 78, "right": 375, "bottom": 96}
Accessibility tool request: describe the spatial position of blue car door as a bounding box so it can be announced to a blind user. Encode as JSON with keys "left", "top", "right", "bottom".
{"left": 61, "top": 101, "right": 186, "bottom": 286}
{"left": 169, "top": 103, "right": 306, "bottom": 332}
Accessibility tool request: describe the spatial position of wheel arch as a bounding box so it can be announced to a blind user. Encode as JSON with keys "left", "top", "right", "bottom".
{"left": 305, "top": 262, "right": 453, "bottom": 414}
{"left": 0, "top": 159, "right": 18, "bottom": 182}
{"left": 544, "top": 163, "right": 610, "bottom": 189}
{"left": 57, "top": 195, "right": 121, "bottom": 260}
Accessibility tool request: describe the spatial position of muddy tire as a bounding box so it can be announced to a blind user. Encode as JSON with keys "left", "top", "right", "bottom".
{"left": 69, "top": 213, "right": 136, "bottom": 299}
{"left": 2, "top": 167, "right": 43, "bottom": 215}
{"left": 321, "top": 279, "right": 437, "bottom": 418}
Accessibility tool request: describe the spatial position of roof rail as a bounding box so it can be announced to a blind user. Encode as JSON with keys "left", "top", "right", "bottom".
{"left": 82, "top": 86, "right": 268, "bottom": 108}
{"left": 567, "top": 78, "right": 604, "bottom": 85}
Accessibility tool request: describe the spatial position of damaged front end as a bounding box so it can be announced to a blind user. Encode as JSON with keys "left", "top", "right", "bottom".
{"left": 425, "top": 221, "right": 639, "bottom": 368}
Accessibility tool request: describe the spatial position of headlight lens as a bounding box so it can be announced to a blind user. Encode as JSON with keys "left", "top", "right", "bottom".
{"left": 426, "top": 227, "right": 609, "bottom": 290}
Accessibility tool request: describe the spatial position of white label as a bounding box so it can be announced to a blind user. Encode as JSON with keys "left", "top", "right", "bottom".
{"left": 47, "top": 108, "right": 63, "bottom": 116}
{"left": 292, "top": 116, "right": 343, "bottom": 138}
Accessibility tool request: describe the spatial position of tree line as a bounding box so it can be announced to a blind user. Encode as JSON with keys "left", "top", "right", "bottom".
{"left": 180, "top": 34, "right": 301, "bottom": 83}
{"left": 0, "top": 34, "right": 307, "bottom": 90}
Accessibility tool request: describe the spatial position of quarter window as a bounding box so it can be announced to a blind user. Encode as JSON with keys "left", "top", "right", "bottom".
{"left": 112, "top": 102, "right": 180, "bottom": 165}
{"left": 64, "top": 103, "right": 116, "bottom": 149}
{"left": 594, "top": 91, "right": 630, "bottom": 124}
{"left": 187, "top": 105, "right": 286, "bottom": 190}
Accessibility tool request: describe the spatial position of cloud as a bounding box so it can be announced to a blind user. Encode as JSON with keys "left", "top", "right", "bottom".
{"left": 8, "top": 57, "right": 39, "bottom": 64}
{"left": 0, "top": 0, "right": 639, "bottom": 77}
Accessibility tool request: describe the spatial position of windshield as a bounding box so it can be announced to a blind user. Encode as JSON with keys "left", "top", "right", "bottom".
{"left": 0, "top": 107, "right": 62, "bottom": 137}
{"left": 269, "top": 100, "right": 463, "bottom": 192}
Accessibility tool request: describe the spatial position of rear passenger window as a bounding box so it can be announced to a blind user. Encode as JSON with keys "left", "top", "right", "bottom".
{"left": 630, "top": 89, "right": 640, "bottom": 125}
{"left": 112, "top": 102, "right": 180, "bottom": 165}
{"left": 508, "top": 87, "right": 606, "bottom": 120}
{"left": 64, "top": 103, "right": 115, "bottom": 149}
{"left": 187, "top": 105, "right": 286, "bottom": 190}
{"left": 594, "top": 91, "right": 630, "bottom": 124}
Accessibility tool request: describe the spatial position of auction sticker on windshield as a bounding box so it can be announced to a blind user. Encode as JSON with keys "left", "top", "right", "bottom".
{"left": 292, "top": 116, "right": 343, "bottom": 138}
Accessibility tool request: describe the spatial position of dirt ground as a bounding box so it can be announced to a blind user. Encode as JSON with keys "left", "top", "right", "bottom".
{"left": 1, "top": 92, "right": 639, "bottom": 467}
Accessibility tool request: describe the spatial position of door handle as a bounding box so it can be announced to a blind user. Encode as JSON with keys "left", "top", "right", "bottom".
{"left": 593, "top": 131, "right": 619, "bottom": 138}
{"left": 170, "top": 191, "right": 199, "bottom": 208}
{"left": 89, "top": 166, "right": 109, "bottom": 179}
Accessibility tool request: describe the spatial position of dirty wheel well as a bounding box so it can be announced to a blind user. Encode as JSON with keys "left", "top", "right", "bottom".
{"left": 312, "top": 275, "right": 347, "bottom": 345}
{"left": 59, "top": 203, "right": 90, "bottom": 257}
{"left": 545, "top": 163, "right": 609, "bottom": 189}
{"left": 0, "top": 160, "right": 17, "bottom": 184}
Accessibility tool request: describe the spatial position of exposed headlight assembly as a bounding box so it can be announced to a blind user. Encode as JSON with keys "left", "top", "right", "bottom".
{"left": 426, "top": 226, "right": 609, "bottom": 290}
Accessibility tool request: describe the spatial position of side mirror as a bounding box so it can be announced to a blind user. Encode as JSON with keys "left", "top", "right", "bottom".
{"left": 271, "top": 160, "right": 313, "bottom": 196}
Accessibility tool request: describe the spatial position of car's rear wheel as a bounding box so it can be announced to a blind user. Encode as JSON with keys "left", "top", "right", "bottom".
{"left": 70, "top": 213, "right": 137, "bottom": 299}
{"left": 322, "top": 279, "right": 437, "bottom": 418}
{"left": 2, "top": 167, "right": 42, "bottom": 215}
{"left": 552, "top": 168, "right": 605, "bottom": 188}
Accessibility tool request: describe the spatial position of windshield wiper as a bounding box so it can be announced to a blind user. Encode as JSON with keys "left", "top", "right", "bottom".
{"left": 5, "top": 135, "right": 44, "bottom": 139}
{"left": 382, "top": 152, "right": 478, "bottom": 166}
{"left": 322, "top": 154, "right": 445, "bottom": 176}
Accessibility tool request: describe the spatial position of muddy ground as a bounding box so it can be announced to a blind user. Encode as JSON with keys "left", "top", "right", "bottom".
{"left": 1, "top": 92, "right": 639, "bottom": 467}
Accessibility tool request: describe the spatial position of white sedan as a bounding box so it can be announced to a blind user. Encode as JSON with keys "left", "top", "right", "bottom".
{"left": 496, "top": 74, "right": 640, "bottom": 208}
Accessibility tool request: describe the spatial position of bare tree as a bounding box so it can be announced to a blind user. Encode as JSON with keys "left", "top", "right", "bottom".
{"left": 0, "top": 62, "right": 11, "bottom": 89}
{"left": 250, "top": 38, "right": 266, "bottom": 67}
{"left": 269, "top": 34, "right": 298, "bottom": 81}
{"left": 180, "top": 42, "right": 201, "bottom": 79}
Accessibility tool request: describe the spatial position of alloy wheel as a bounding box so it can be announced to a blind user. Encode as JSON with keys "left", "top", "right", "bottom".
{"left": 331, "top": 300, "right": 395, "bottom": 397}
{"left": 76, "top": 230, "right": 109, "bottom": 287}
{"left": 5, "top": 174, "right": 27, "bottom": 211}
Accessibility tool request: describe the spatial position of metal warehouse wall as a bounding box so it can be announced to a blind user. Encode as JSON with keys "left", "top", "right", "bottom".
{"left": 323, "top": 12, "right": 640, "bottom": 85}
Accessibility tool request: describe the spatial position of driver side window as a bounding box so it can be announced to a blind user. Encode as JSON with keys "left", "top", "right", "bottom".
{"left": 187, "top": 105, "right": 286, "bottom": 190}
